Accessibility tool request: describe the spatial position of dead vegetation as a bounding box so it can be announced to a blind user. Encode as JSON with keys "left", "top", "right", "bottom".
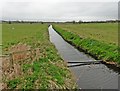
{"left": 2, "top": 43, "right": 41, "bottom": 89}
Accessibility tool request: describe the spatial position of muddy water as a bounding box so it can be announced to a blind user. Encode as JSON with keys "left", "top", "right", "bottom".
{"left": 48, "top": 25, "right": 119, "bottom": 89}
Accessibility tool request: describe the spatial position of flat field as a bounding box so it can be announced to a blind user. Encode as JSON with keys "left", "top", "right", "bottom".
{"left": 54, "top": 23, "right": 118, "bottom": 45}
{"left": 53, "top": 23, "right": 119, "bottom": 65}
{"left": 2, "top": 23, "right": 48, "bottom": 48}
{"left": 2, "top": 23, "right": 75, "bottom": 89}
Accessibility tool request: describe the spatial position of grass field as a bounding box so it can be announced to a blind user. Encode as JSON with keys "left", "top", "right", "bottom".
{"left": 53, "top": 23, "right": 119, "bottom": 65}
{"left": 2, "top": 24, "right": 47, "bottom": 49}
{"left": 2, "top": 23, "right": 75, "bottom": 89}
{"left": 54, "top": 23, "right": 118, "bottom": 45}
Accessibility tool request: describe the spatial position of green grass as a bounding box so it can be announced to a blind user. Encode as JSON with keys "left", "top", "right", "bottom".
{"left": 54, "top": 23, "right": 118, "bottom": 45}
{"left": 2, "top": 23, "right": 75, "bottom": 89}
{"left": 53, "top": 23, "right": 119, "bottom": 65}
{"left": 2, "top": 24, "right": 48, "bottom": 49}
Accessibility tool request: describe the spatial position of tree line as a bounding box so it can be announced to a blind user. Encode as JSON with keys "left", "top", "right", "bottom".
{"left": 2, "top": 20, "right": 119, "bottom": 24}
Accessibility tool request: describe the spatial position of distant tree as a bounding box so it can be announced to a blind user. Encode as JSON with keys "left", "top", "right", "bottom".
{"left": 21, "top": 21, "right": 24, "bottom": 23}
{"left": 78, "top": 20, "right": 82, "bottom": 24}
{"left": 30, "top": 22, "right": 33, "bottom": 24}
{"left": 41, "top": 22, "right": 44, "bottom": 24}
{"left": 73, "top": 20, "right": 76, "bottom": 24}
{"left": 8, "top": 21, "right": 11, "bottom": 24}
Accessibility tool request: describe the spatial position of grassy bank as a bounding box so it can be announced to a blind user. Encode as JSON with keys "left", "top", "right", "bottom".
{"left": 53, "top": 23, "right": 119, "bottom": 66}
{"left": 2, "top": 24, "right": 76, "bottom": 89}
{"left": 54, "top": 23, "right": 118, "bottom": 45}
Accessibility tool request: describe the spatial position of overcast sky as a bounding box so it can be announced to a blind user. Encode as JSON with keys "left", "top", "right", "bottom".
{"left": 0, "top": 0, "right": 119, "bottom": 22}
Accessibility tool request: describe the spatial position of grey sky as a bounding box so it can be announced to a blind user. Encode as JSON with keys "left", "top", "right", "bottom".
{"left": 1, "top": 0, "right": 119, "bottom": 22}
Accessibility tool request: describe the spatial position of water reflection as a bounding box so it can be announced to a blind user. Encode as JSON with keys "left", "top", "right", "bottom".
{"left": 48, "top": 25, "right": 119, "bottom": 89}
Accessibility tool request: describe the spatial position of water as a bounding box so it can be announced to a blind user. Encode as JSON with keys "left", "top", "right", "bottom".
{"left": 48, "top": 25, "right": 119, "bottom": 89}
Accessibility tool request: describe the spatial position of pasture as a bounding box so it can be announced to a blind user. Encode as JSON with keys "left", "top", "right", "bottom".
{"left": 2, "top": 24, "right": 48, "bottom": 49}
{"left": 2, "top": 23, "right": 75, "bottom": 89}
{"left": 54, "top": 23, "right": 118, "bottom": 45}
{"left": 53, "top": 23, "right": 119, "bottom": 65}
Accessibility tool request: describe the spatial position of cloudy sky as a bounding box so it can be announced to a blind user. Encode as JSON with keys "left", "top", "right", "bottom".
{"left": 0, "top": 0, "right": 119, "bottom": 22}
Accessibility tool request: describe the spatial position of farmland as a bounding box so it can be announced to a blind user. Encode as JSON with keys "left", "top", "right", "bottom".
{"left": 54, "top": 23, "right": 118, "bottom": 45}
{"left": 53, "top": 23, "right": 119, "bottom": 66}
{"left": 2, "top": 23, "right": 75, "bottom": 89}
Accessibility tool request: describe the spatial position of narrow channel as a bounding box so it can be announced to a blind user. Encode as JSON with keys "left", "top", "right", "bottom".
{"left": 48, "top": 25, "right": 119, "bottom": 89}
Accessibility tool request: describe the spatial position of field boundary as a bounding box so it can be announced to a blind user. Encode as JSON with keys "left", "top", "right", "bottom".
{"left": 53, "top": 25, "right": 120, "bottom": 68}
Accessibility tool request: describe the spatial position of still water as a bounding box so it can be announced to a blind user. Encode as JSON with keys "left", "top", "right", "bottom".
{"left": 48, "top": 25, "right": 119, "bottom": 90}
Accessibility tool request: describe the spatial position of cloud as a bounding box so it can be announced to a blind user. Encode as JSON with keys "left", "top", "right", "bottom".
{"left": 1, "top": 0, "right": 118, "bottom": 21}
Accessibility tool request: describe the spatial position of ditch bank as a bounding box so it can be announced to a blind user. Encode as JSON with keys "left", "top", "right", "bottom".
{"left": 49, "top": 25, "right": 119, "bottom": 89}
{"left": 53, "top": 25, "right": 120, "bottom": 68}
